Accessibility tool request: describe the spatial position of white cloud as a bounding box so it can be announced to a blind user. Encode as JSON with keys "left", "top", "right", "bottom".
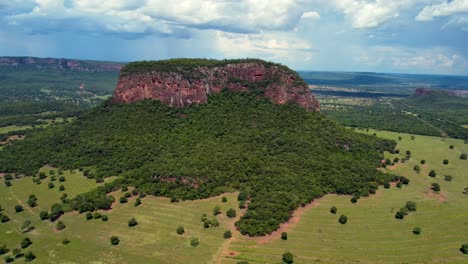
{"left": 301, "top": 11, "right": 320, "bottom": 20}
{"left": 331, "top": 0, "right": 431, "bottom": 29}
{"left": 416, "top": 0, "right": 468, "bottom": 21}
{"left": 3, "top": 0, "right": 309, "bottom": 37}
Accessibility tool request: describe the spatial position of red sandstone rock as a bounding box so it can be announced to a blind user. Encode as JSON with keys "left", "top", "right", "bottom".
{"left": 112, "top": 61, "right": 320, "bottom": 111}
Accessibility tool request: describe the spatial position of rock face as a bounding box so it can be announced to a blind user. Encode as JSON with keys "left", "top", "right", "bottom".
{"left": 112, "top": 59, "right": 320, "bottom": 111}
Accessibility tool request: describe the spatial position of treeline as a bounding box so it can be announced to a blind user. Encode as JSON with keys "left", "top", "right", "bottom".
{"left": 0, "top": 91, "right": 396, "bottom": 236}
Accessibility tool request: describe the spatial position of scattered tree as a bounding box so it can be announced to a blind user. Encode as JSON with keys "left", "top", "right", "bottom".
{"left": 62, "top": 238, "right": 70, "bottom": 245}
{"left": 431, "top": 183, "right": 441, "bottom": 192}
{"left": 24, "top": 251, "right": 35, "bottom": 262}
{"left": 50, "top": 203, "right": 64, "bottom": 220}
{"left": 223, "top": 230, "right": 232, "bottom": 239}
{"left": 4, "top": 255, "right": 13, "bottom": 263}
{"left": 413, "top": 165, "right": 421, "bottom": 173}
{"left": 412, "top": 227, "right": 422, "bottom": 235}
{"left": 222, "top": 196, "right": 227, "bottom": 203}
{"left": 444, "top": 175, "right": 453, "bottom": 181}
{"left": 449, "top": 145, "right": 454, "bottom": 149}
{"left": 281, "top": 232, "right": 288, "bottom": 240}
{"left": 128, "top": 218, "right": 138, "bottom": 227}
{"left": 15, "top": 205, "right": 24, "bottom": 213}
{"left": 177, "top": 226, "right": 185, "bottom": 235}
{"left": 384, "top": 183, "right": 390, "bottom": 189}
{"left": 330, "top": 206, "right": 337, "bottom": 214}
{"left": 4, "top": 180, "right": 11, "bottom": 187}
{"left": 119, "top": 197, "right": 128, "bottom": 203}
{"left": 110, "top": 236, "right": 120, "bottom": 245}
{"left": 282, "top": 251, "right": 294, "bottom": 264}
{"left": 39, "top": 211, "right": 49, "bottom": 220}
{"left": 56, "top": 221, "right": 66, "bottom": 231}
{"left": 339, "top": 215, "right": 348, "bottom": 224}
{"left": 0, "top": 213, "right": 10, "bottom": 223}
{"left": 396, "top": 182, "right": 402, "bottom": 188}
{"left": 460, "top": 153, "right": 467, "bottom": 160}
{"left": 190, "top": 238, "right": 199, "bottom": 247}
{"left": 101, "top": 215, "right": 109, "bottom": 221}
{"left": 134, "top": 198, "right": 141, "bottom": 207}
{"left": 429, "top": 170, "right": 437, "bottom": 177}
{"left": 213, "top": 205, "right": 221, "bottom": 216}
{"left": 405, "top": 201, "right": 417, "bottom": 211}
{"left": 48, "top": 182, "right": 54, "bottom": 189}
{"left": 460, "top": 244, "right": 468, "bottom": 255}
{"left": 393, "top": 157, "right": 399, "bottom": 163}
{"left": 0, "top": 244, "right": 9, "bottom": 255}
{"left": 385, "top": 158, "right": 391, "bottom": 165}
{"left": 420, "top": 160, "right": 426, "bottom": 164}
{"left": 21, "top": 237, "right": 32, "bottom": 249}
{"left": 21, "top": 220, "right": 34, "bottom": 233}
{"left": 59, "top": 185, "right": 65, "bottom": 191}
{"left": 85, "top": 212, "right": 93, "bottom": 220}
{"left": 59, "top": 176, "right": 66, "bottom": 182}
{"left": 93, "top": 212, "right": 102, "bottom": 219}
{"left": 226, "top": 208, "right": 236, "bottom": 218}
{"left": 395, "top": 211, "right": 405, "bottom": 219}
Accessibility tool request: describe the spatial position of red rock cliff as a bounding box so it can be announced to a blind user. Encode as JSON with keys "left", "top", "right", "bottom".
{"left": 112, "top": 59, "right": 320, "bottom": 111}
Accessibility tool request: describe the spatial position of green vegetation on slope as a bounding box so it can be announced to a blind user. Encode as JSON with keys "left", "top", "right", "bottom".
{"left": 0, "top": 91, "right": 396, "bottom": 236}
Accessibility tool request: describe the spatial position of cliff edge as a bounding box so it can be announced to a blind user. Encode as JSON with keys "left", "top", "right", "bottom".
{"left": 112, "top": 58, "right": 320, "bottom": 111}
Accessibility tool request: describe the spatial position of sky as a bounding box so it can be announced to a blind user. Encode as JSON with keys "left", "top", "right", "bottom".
{"left": 1, "top": 0, "right": 468, "bottom": 75}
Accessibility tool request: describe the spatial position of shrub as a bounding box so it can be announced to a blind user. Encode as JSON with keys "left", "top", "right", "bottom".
{"left": 177, "top": 226, "right": 185, "bottom": 235}
{"left": 56, "top": 221, "right": 66, "bottom": 231}
{"left": 412, "top": 227, "right": 421, "bottom": 235}
{"left": 213, "top": 205, "right": 221, "bottom": 216}
{"left": 222, "top": 196, "right": 227, "bottom": 203}
{"left": 119, "top": 197, "right": 128, "bottom": 203}
{"left": 223, "top": 230, "right": 232, "bottom": 239}
{"left": 281, "top": 232, "right": 288, "bottom": 240}
{"left": 15, "top": 205, "right": 24, "bottom": 213}
{"left": 339, "top": 215, "right": 348, "bottom": 224}
{"left": 460, "top": 244, "right": 468, "bottom": 254}
{"left": 282, "top": 251, "right": 294, "bottom": 264}
{"left": 443, "top": 159, "right": 449, "bottom": 165}
{"left": 21, "top": 237, "right": 32, "bottom": 249}
{"left": 128, "top": 218, "right": 138, "bottom": 227}
{"left": 190, "top": 238, "right": 199, "bottom": 247}
{"left": 444, "top": 175, "right": 453, "bottom": 181}
{"left": 431, "top": 183, "right": 441, "bottom": 192}
{"left": 24, "top": 251, "right": 35, "bottom": 262}
{"left": 101, "top": 215, "right": 109, "bottom": 221}
{"left": 420, "top": 160, "right": 426, "bottom": 164}
{"left": 62, "top": 238, "right": 70, "bottom": 245}
{"left": 110, "top": 236, "right": 120, "bottom": 245}
{"left": 460, "top": 153, "right": 467, "bottom": 160}
{"left": 226, "top": 208, "right": 236, "bottom": 218}
{"left": 330, "top": 206, "right": 337, "bottom": 214}
{"left": 85, "top": 212, "right": 93, "bottom": 220}
{"left": 429, "top": 170, "right": 437, "bottom": 177}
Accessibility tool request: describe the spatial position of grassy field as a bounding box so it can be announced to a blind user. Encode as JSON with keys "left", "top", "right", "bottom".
{"left": 1, "top": 131, "right": 467, "bottom": 263}
{"left": 0, "top": 167, "right": 239, "bottom": 263}
{"left": 222, "top": 130, "right": 468, "bottom": 264}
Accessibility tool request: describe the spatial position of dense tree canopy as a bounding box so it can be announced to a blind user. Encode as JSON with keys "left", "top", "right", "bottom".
{"left": 0, "top": 91, "right": 396, "bottom": 236}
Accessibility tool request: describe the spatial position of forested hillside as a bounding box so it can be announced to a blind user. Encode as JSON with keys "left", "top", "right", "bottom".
{"left": 0, "top": 91, "right": 397, "bottom": 236}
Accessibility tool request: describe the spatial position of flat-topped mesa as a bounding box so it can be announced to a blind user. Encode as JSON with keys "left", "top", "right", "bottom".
{"left": 112, "top": 58, "right": 320, "bottom": 111}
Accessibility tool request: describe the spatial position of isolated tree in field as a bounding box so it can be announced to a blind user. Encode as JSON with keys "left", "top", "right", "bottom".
{"left": 226, "top": 208, "right": 236, "bottom": 218}
{"left": 222, "top": 196, "right": 227, "bottom": 203}
{"left": 56, "top": 221, "right": 66, "bottom": 231}
{"left": 413, "top": 165, "right": 421, "bottom": 173}
{"left": 405, "top": 201, "right": 417, "bottom": 211}
{"left": 460, "top": 153, "right": 467, "bottom": 160}
{"left": 223, "top": 230, "right": 232, "bottom": 239}
{"left": 282, "top": 251, "right": 294, "bottom": 264}
{"left": 134, "top": 198, "right": 141, "bottom": 207}
{"left": 213, "top": 205, "right": 221, "bottom": 216}
{"left": 431, "top": 183, "right": 440, "bottom": 192}
{"left": 281, "top": 232, "right": 288, "bottom": 240}
{"left": 420, "top": 160, "right": 426, "bottom": 164}
{"left": 39, "top": 211, "right": 49, "bottom": 220}
{"left": 21, "top": 237, "right": 32, "bottom": 249}
{"left": 24, "top": 251, "right": 35, "bottom": 262}
{"left": 177, "top": 226, "right": 185, "bottom": 235}
{"left": 110, "top": 236, "right": 120, "bottom": 245}
{"left": 15, "top": 205, "right": 24, "bottom": 213}
{"left": 190, "top": 238, "right": 199, "bottom": 247}
{"left": 460, "top": 244, "right": 468, "bottom": 254}
{"left": 330, "top": 206, "right": 337, "bottom": 214}
{"left": 128, "top": 218, "right": 138, "bottom": 227}
{"left": 339, "top": 215, "right": 348, "bottom": 224}
{"left": 412, "top": 227, "right": 421, "bottom": 235}
{"left": 429, "top": 170, "right": 437, "bottom": 177}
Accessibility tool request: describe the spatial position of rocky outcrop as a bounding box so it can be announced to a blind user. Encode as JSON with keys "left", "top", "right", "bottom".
{"left": 112, "top": 59, "right": 320, "bottom": 111}
{"left": 0, "top": 56, "right": 123, "bottom": 72}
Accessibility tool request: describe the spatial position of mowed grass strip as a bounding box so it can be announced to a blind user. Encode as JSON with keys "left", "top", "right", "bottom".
{"left": 224, "top": 130, "right": 468, "bottom": 264}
